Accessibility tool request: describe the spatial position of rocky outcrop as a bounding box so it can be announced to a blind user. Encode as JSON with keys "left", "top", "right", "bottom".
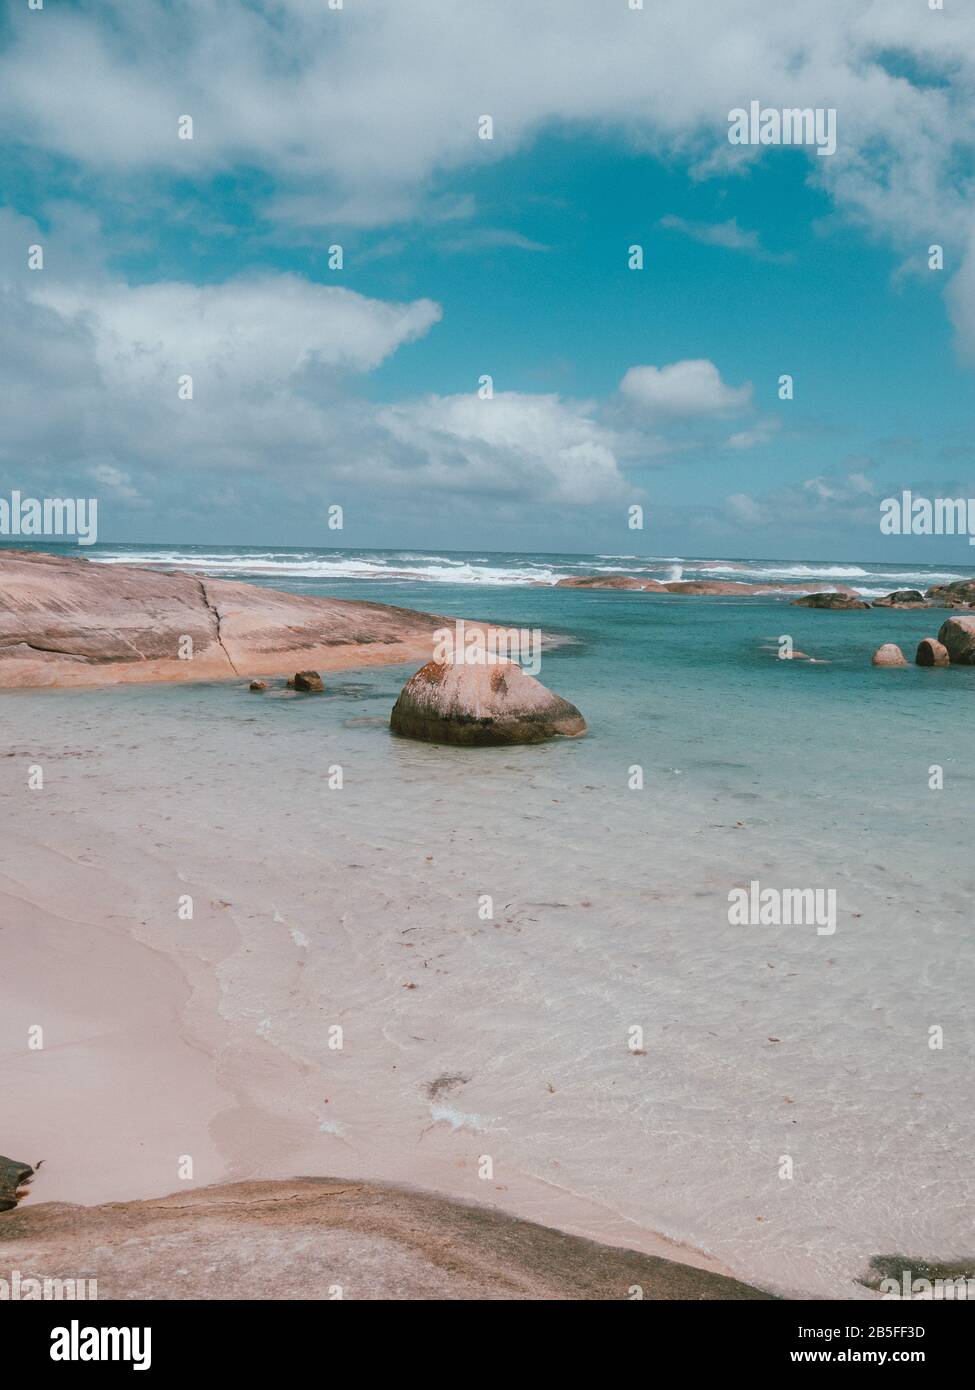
{"left": 871, "top": 590, "right": 927, "bottom": 608}
{"left": 0, "top": 1176, "right": 772, "bottom": 1300}
{"left": 871, "top": 643, "right": 908, "bottom": 667}
{"left": 926, "top": 579, "right": 975, "bottom": 607}
{"left": 916, "top": 638, "right": 950, "bottom": 667}
{"left": 792, "top": 592, "right": 870, "bottom": 609}
{"left": 0, "top": 1154, "right": 33, "bottom": 1212}
{"left": 555, "top": 576, "right": 666, "bottom": 590}
{"left": 938, "top": 615, "right": 975, "bottom": 664}
{"left": 390, "top": 659, "right": 586, "bottom": 746}
{"left": 0, "top": 549, "right": 459, "bottom": 688}
{"left": 555, "top": 575, "right": 856, "bottom": 597}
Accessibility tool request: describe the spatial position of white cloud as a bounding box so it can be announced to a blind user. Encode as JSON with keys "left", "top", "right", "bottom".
{"left": 28, "top": 275, "right": 442, "bottom": 386}
{"left": 2, "top": 1, "right": 973, "bottom": 348}
{"left": 620, "top": 360, "right": 752, "bottom": 418}
{"left": 375, "top": 392, "right": 627, "bottom": 505}
{"left": 659, "top": 215, "right": 792, "bottom": 263}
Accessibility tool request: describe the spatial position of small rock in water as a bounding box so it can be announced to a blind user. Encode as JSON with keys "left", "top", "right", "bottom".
{"left": 288, "top": 671, "right": 324, "bottom": 692}
{"left": 871, "top": 643, "right": 908, "bottom": 667}
{"left": 249, "top": 680, "right": 268, "bottom": 692}
{"left": 915, "top": 638, "right": 950, "bottom": 668}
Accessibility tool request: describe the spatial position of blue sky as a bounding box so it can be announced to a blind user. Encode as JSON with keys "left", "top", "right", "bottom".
{"left": 1, "top": 0, "right": 974, "bottom": 559}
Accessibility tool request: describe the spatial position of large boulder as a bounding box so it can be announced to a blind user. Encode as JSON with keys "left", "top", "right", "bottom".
{"left": 0, "top": 1154, "right": 33, "bottom": 1212}
{"left": 916, "top": 638, "right": 950, "bottom": 667}
{"left": 390, "top": 660, "right": 586, "bottom": 746}
{"left": 871, "top": 643, "right": 908, "bottom": 667}
{"left": 938, "top": 615, "right": 975, "bottom": 664}
{"left": 793, "top": 592, "right": 870, "bottom": 609}
{"left": 871, "top": 590, "right": 927, "bottom": 608}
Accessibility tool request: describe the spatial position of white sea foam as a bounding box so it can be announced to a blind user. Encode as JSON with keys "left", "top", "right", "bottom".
{"left": 87, "top": 548, "right": 971, "bottom": 594}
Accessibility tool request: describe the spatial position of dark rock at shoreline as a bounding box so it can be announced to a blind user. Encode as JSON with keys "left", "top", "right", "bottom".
{"left": 288, "top": 671, "right": 324, "bottom": 692}
{"left": 871, "top": 590, "right": 927, "bottom": 608}
{"left": 390, "top": 659, "right": 586, "bottom": 746}
{"left": 916, "top": 638, "right": 950, "bottom": 667}
{"left": 792, "top": 592, "right": 870, "bottom": 609}
{"left": 0, "top": 1154, "right": 34, "bottom": 1212}
{"left": 938, "top": 615, "right": 975, "bottom": 664}
{"left": 248, "top": 680, "right": 268, "bottom": 692}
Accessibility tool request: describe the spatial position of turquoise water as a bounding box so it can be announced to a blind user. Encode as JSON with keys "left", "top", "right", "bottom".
{"left": 3, "top": 543, "right": 973, "bottom": 1294}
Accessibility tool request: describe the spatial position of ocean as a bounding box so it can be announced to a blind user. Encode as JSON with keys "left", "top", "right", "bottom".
{"left": 3, "top": 543, "right": 973, "bottom": 1296}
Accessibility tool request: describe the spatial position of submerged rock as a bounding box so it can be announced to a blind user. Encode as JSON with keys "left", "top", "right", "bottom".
{"left": 915, "top": 638, "right": 950, "bottom": 667}
{"left": 288, "top": 671, "right": 324, "bottom": 692}
{"left": 938, "top": 615, "right": 975, "bottom": 664}
{"left": 871, "top": 643, "right": 908, "bottom": 667}
{"left": 792, "top": 592, "right": 870, "bottom": 609}
{"left": 390, "top": 659, "right": 586, "bottom": 746}
{"left": 0, "top": 1154, "right": 34, "bottom": 1212}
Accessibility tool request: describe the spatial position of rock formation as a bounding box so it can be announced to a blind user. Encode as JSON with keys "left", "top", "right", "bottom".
{"left": 390, "top": 659, "right": 586, "bottom": 746}
{"left": 0, "top": 549, "right": 458, "bottom": 688}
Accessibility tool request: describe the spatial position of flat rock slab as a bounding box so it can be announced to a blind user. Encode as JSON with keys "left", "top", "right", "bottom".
{"left": 0, "top": 550, "right": 452, "bottom": 688}
{"left": 0, "top": 1177, "right": 772, "bottom": 1301}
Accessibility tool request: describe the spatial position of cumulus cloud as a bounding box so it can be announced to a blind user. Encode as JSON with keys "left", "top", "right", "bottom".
{"left": 28, "top": 275, "right": 441, "bottom": 385}
{"left": 375, "top": 392, "right": 627, "bottom": 505}
{"left": 0, "top": 242, "right": 630, "bottom": 527}
{"left": 620, "top": 360, "right": 752, "bottom": 418}
{"left": 2, "top": 0, "right": 972, "bottom": 256}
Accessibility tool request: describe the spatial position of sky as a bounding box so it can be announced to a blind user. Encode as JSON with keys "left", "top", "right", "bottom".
{"left": 1, "top": 0, "right": 974, "bottom": 560}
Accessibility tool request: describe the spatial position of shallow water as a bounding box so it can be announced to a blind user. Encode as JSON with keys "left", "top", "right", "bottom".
{"left": 2, "top": 565, "right": 973, "bottom": 1297}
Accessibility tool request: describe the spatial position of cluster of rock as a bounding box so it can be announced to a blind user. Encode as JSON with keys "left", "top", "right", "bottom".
{"left": 794, "top": 579, "right": 975, "bottom": 611}
{"left": 247, "top": 670, "right": 325, "bottom": 692}
{"left": 556, "top": 576, "right": 827, "bottom": 596}
{"left": 870, "top": 628, "right": 971, "bottom": 666}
